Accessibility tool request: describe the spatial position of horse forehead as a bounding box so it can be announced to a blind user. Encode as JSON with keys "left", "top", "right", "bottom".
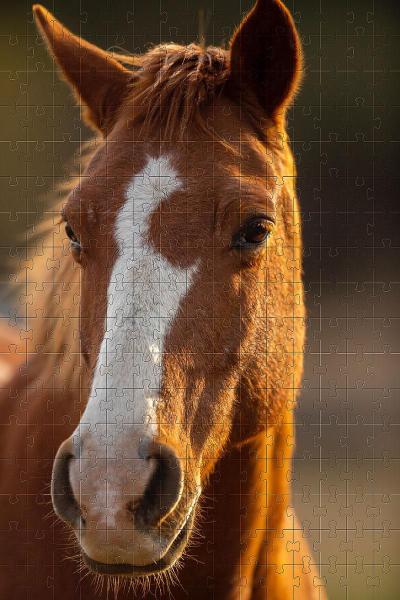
{"left": 75, "top": 137, "right": 279, "bottom": 220}
{"left": 69, "top": 152, "right": 178, "bottom": 216}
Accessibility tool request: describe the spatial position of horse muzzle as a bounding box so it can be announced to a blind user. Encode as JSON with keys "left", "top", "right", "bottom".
{"left": 51, "top": 435, "right": 196, "bottom": 574}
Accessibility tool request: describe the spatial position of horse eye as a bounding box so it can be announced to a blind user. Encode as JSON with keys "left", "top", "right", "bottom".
{"left": 232, "top": 217, "right": 273, "bottom": 249}
{"left": 65, "top": 223, "right": 81, "bottom": 259}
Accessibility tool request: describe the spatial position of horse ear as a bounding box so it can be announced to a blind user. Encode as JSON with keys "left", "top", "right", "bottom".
{"left": 228, "top": 0, "right": 302, "bottom": 121}
{"left": 33, "top": 5, "right": 132, "bottom": 134}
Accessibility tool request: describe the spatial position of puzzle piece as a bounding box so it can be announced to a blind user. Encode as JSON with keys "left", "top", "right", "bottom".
{"left": 0, "top": 1, "right": 399, "bottom": 599}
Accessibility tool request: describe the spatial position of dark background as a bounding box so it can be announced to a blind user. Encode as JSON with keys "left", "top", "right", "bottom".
{"left": 1, "top": 1, "right": 399, "bottom": 597}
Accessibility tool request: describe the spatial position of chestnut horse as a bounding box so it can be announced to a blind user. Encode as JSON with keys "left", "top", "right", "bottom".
{"left": 0, "top": 1, "right": 326, "bottom": 598}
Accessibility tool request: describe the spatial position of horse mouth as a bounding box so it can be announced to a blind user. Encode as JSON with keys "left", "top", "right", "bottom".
{"left": 81, "top": 512, "right": 193, "bottom": 577}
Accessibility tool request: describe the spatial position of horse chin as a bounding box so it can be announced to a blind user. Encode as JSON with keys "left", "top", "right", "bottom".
{"left": 81, "top": 510, "right": 195, "bottom": 578}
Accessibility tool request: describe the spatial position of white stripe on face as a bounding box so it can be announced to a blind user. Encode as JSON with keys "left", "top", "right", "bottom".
{"left": 74, "top": 155, "right": 197, "bottom": 463}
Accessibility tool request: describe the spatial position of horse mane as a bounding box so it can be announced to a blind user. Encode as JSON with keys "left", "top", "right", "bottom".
{"left": 9, "top": 142, "right": 92, "bottom": 387}
{"left": 119, "top": 43, "right": 230, "bottom": 139}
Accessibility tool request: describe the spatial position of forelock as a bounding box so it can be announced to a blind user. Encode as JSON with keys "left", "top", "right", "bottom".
{"left": 123, "top": 43, "right": 230, "bottom": 139}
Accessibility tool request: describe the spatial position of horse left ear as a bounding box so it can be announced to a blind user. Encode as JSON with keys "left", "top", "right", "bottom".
{"left": 228, "top": 0, "right": 302, "bottom": 121}
{"left": 33, "top": 4, "right": 132, "bottom": 134}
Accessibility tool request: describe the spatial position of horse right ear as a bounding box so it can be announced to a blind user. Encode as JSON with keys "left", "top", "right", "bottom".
{"left": 33, "top": 5, "right": 132, "bottom": 135}
{"left": 228, "top": 0, "right": 302, "bottom": 122}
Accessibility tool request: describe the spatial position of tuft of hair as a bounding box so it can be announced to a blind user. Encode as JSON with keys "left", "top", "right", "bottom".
{"left": 121, "top": 43, "right": 230, "bottom": 140}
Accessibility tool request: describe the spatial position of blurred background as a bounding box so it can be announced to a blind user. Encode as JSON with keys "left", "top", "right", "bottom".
{"left": 1, "top": 1, "right": 399, "bottom": 597}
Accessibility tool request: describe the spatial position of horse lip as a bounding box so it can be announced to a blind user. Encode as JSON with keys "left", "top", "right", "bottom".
{"left": 81, "top": 512, "right": 193, "bottom": 577}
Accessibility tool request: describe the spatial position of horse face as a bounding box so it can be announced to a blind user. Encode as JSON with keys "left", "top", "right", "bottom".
{"left": 55, "top": 136, "right": 279, "bottom": 573}
{"left": 35, "top": 0, "right": 302, "bottom": 577}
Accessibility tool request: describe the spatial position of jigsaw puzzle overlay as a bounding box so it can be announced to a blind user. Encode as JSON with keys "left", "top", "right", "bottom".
{"left": 1, "top": 1, "right": 399, "bottom": 599}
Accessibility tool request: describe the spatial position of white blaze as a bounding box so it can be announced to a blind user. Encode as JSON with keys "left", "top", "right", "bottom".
{"left": 73, "top": 155, "right": 196, "bottom": 460}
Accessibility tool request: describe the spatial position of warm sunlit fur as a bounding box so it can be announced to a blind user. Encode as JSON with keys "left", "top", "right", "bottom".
{"left": 0, "top": 1, "right": 327, "bottom": 598}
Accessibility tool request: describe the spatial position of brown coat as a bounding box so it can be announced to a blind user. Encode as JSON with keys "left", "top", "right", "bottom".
{"left": 0, "top": 1, "right": 326, "bottom": 598}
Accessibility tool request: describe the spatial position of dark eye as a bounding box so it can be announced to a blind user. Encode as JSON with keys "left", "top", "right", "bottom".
{"left": 65, "top": 223, "right": 82, "bottom": 260}
{"left": 232, "top": 217, "right": 273, "bottom": 249}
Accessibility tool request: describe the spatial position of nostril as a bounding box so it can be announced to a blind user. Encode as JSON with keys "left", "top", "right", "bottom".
{"left": 80, "top": 503, "right": 88, "bottom": 525}
{"left": 134, "top": 443, "right": 183, "bottom": 528}
{"left": 51, "top": 445, "right": 81, "bottom": 527}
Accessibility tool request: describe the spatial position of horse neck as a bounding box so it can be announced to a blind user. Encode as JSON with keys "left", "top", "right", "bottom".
{"left": 176, "top": 414, "right": 294, "bottom": 600}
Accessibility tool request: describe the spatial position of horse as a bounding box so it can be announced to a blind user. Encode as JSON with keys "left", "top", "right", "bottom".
{"left": 0, "top": 1, "right": 326, "bottom": 598}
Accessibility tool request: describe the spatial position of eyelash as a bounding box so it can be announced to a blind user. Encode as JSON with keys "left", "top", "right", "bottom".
{"left": 65, "top": 223, "right": 82, "bottom": 260}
